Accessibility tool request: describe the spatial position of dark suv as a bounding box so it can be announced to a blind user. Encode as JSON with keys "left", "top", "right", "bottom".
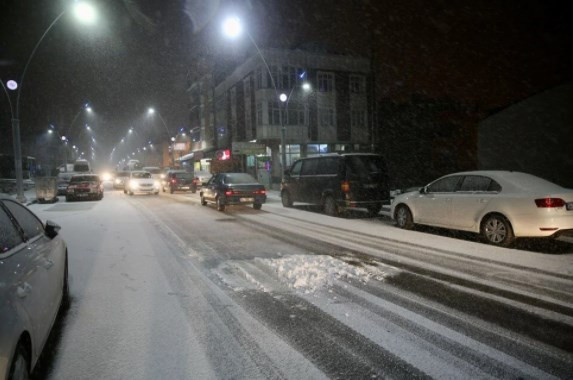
{"left": 281, "top": 153, "right": 389, "bottom": 217}
{"left": 165, "top": 171, "right": 198, "bottom": 193}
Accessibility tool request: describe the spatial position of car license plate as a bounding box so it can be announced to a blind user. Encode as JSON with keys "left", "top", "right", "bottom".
{"left": 181, "top": 186, "right": 189, "bottom": 190}
{"left": 567, "top": 202, "right": 573, "bottom": 211}
{"left": 240, "top": 197, "right": 254, "bottom": 202}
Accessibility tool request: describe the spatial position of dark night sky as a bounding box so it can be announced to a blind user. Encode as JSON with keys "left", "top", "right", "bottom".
{"left": 1, "top": 0, "right": 571, "bottom": 164}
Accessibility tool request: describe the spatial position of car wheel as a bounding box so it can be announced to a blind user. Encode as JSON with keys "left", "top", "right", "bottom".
{"left": 8, "top": 344, "right": 29, "bottom": 380}
{"left": 253, "top": 202, "right": 262, "bottom": 210}
{"left": 323, "top": 196, "right": 339, "bottom": 217}
{"left": 481, "top": 214, "right": 515, "bottom": 247}
{"left": 395, "top": 204, "right": 414, "bottom": 229}
{"left": 123, "top": 190, "right": 127, "bottom": 194}
{"left": 200, "top": 195, "right": 207, "bottom": 206}
{"left": 281, "top": 190, "right": 293, "bottom": 207}
{"left": 367, "top": 204, "right": 382, "bottom": 217}
{"left": 216, "top": 197, "right": 225, "bottom": 212}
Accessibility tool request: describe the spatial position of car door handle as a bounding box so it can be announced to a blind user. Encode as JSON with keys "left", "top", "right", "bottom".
{"left": 17, "top": 282, "right": 32, "bottom": 298}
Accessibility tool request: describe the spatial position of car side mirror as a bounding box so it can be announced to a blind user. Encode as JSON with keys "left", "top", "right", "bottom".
{"left": 45, "top": 220, "right": 61, "bottom": 239}
{"left": 420, "top": 186, "right": 427, "bottom": 194}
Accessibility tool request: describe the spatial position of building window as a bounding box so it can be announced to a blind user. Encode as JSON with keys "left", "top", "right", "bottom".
{"left": 350, "top": 109, "right": 366, "bottom": 128}
{"left": 256, "top": 103, "right": 263, "bottom": 126}
{"left": 244, "top": 76, "right": 251, "bottom": 97}
{"left": 307, "top": 144, "right": 329, "bottom": 155}
{"left": 350, "top": 75, "right": 365, "bottom": 94}
{"left": 318, "top": 107, "right": 335, "bottom": 126}
{"left": 256, "top": 67, "right": 263, "bottom": 89}
{"left": 286, "top": 103, "right": 306, "bottom": 126}
{"left": 317, "top": 72, "right": 334, "bottom": 92}
{"left": 268, "top": 101, "right": 282, "bottom": 125}
{"left": 245, "top": 101, "right": 252, "bottom": 130}
{"left": 268, "top": 65, "right": 306, "bottom": 90}
{"left": 279, "top": 144, "right": 301, "bottom": 167}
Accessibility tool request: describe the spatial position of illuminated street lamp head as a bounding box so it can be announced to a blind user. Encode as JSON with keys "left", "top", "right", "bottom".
{"left": 86, "top": 125, "right": 91, "bottom": 131}
{"left": 279, "top": 93, "right": 288, "bottom": 102}
{"left": 86, "top": 106, "right": 92, "bottom": 113}
{"left": 121, "top": 138, "right": 125, "bottom": 143}
{"left": 222, "top": 17, "right": 242, "bottom": 39}
{"left": 73, "top": 2, "right": 97, "bottom": 25}
{"left": 171, "top": 137, "right": 176, "bottom": 142}
{"left": 6, "top": 80, "right": 18, "bottom": 91}
{"left": 61, "top": 136, "right": 67, "bottom": 141}
{"left": 48, "top": 129, "right": 53, "bottom": 134}
{"left": 302, "top": 82, "right": 312, "bottom": 92}
{"left": 147, "top": 108, "right": 155, "bottom": 115}
{"left": 128, "top": 128, "right": 133, "bottom": 134}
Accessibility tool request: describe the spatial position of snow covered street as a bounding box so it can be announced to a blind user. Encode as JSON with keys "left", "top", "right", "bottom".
{"left": 28, "top": 189, "right": 573, "bottom": 379}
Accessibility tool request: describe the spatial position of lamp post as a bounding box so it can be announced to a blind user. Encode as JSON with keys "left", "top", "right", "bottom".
{"left": 1, "top": 2, "right": 97, "bottom": 202}
{"left": 222, "top": 16, "right": 288, "bottom": 182}
{"left": 147, "top": 107, "right": 174, "bottom": 167}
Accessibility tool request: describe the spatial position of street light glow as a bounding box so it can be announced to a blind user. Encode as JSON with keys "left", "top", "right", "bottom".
{"left": 302, "top": 82, "right": 311, "bottom": 91}
{"left": 6, "top": 80, "right": 18, "bottom": 90}
{"left": 86, "top": 106, "right": 92, "bottom": 112}
{"left": 61, "top": 136, "right": 67, "bottom": 141}
{"left": 279, "top": 93, "right": 288, "bottom": 102}
{"left": 48, "top": 129, "right": 53, "bottom": 134}
{"left": 147, "top": 108, "right": 155, "bottom": 115}
{"left": 171, "top": 137, "right": 176, "bottom": 142}
{"left": 222, "top": 17, "right": 242, "bottom": 39}
{"left": 73, "top": 2, "right": 97, "bottom": 25}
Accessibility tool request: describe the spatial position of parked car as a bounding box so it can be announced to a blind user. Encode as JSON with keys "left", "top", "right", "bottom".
{"left": 391, "top": 171, "right": 573, "bottom": 247}
{"left": 166, "top": 171, "right": 199, "bottom": 193}
{"left": 57, "top": 172, "right": 74, "bottom": 195}
{"left": 281, "top": 153, "right": 390, "bottom": 217}
{"left": 0, "top": 196, "right": 68, "bottom": 380}
{"left": 113, "top": 171, "right": 130, "bottom": 190}
{"left": 200, "top": 173, "right": 266, "bottom": 211}
{"left": 66, "top": 174, "right": 103, "bottom": 201}
{"left": 124, "top": 171, "right": 160, "bottom": 195}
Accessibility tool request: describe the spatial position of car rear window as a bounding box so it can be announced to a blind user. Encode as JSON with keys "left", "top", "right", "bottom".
{"left": 224, "top": 173, "right": 258, "bottom": 184}
{"left": 174, "top": 173, "right": 193, "bottom": 179}
{"left": 70, "top": 175, "right": 99, "bottom": 182}
{"left": 132, "top": 172, "right": 151, "bottom": 179}
{"left": 345, "top": 155, "right": 386, "bottom": 181}
{"left": 74, "top": 163, "right": 90, "bottom": 172}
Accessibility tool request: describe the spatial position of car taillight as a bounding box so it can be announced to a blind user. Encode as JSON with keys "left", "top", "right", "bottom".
{"left": 341, "top": 181, "right": 350, "bottom": 193}
{"left": 225, "top": 189, "right": 237, "bottom": 196}
{"left": 254, "top": 189, "right": 266, "bottom": 195}
{"left": 171, "top": 179, "right": 176, "bottom": 183}
{"left": 535, "top": 198, "right": 565, "bottom": 208}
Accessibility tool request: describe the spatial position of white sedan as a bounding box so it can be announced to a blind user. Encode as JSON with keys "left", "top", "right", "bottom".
{"left": 0, "top": 197, "right": 68, "bottom": 379}
{"left": 124, "top": 171, "right": 160, "bottom": 195}
{"left": 391, "top": 171, "right": 573, "bottom": 246}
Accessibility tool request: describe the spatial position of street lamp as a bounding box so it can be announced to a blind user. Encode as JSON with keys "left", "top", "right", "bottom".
{"left": 147, "top": 106, "right": 173, "bottom": 166}
{"left": 222, "top": 16, "right": 287, "bottom": 180}
{"left": 0, "top": 2, "right": 97, "bottom": 202}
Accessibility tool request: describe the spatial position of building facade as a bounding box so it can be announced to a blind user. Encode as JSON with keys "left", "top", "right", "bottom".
{"left": 188, "top": 49, "right": 373, "bottom": 185}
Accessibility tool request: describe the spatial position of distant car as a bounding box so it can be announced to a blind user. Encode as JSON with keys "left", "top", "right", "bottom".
{"left": 194, "top": 170, "right": 213, "bottom": 187}
{"left": 0, "top": 196, "right": 68, "bottom": 380}
{"left": 391, "top": 171, "right": 573, "bottom": 246}
{"left": 281, "top": 153, "right": 390, "bottom": 217}
{"left": 73, "top": 159, "right": 91, "bottom": 173}
{"left": 142, "top": 167, "right": 162, "bottom": 181}
{"left": 200, "top": 173, "right": 266, "bottom": 211}
{"left": 125, "top": 171, "right": 160, "bottom": 195}
{"left": 161, "top": 170, "right": 184, "bottom": 192}
{"left": 57, "top": 172, "right": 74, "bottom": 195}
{"left": 66, "top": 174, "right": 103, "bottom": 201}
{"left": 166, "top": 171, "right": 199, "bottom": 194}
{"left": 113, "top": 171, "right": 130, "bottom": 190}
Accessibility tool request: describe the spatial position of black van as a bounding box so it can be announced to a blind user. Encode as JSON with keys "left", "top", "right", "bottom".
{"left": 281, "top": 153, "right": 390, "bottom": 217}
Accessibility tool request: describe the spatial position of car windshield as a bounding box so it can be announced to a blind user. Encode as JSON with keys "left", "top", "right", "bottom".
{"left": 2, "top": 3, "right": 571, "bottom": 379}
{"left": 174, "top": 173, "right": 193, "bottom": 179}
{"left": 224, "top": 173, "right": 258, "bottom": 184}
{"left": 70, "top": 176, "right": 98, "bottom": 183}
{"left": 132, "top": 172, "right": 151, "bottom": 179}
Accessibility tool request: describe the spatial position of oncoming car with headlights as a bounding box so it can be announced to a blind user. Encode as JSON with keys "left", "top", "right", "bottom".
{"left": 124, "top": 171, "right": 160, "bottom": 195}
{"left": 113, "top": 171, "right": 130, "bottom": 190}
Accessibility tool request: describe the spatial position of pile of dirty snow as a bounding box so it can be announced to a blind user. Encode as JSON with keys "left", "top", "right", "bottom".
{"left": 258, "top": 254, "right": 390, "bottom": 293}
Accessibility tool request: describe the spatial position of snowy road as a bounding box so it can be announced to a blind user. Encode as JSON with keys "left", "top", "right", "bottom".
{"left": 30, "top": 190, "right": 573, "bottom": 379}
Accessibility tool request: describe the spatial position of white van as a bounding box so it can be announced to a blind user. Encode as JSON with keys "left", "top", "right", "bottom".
{"left": 142, "top": 166, "right": 161, "bottom": 180}
{"left": 73, "top": 160, "right": 91, "bottom": 173}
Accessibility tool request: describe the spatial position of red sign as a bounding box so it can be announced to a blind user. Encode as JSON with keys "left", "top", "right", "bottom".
{"left": 216, "top": 149, "right": 231, "bottom": 160}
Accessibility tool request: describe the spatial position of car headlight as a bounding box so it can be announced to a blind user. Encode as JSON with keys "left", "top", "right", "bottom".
{"left": 102, "top": 172, "right": 112, "bottom": 181}
{"left": 130, "top": 180, "right": 138, "bottom": 188}
{"left": 154, "top": 181, "right": 160, "bottom": 188}
{"left": 115, "top": 178, "right": 121, "bottom": 184}
{"left": 160, "top": 174, "right": 166, "bottom": 179}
